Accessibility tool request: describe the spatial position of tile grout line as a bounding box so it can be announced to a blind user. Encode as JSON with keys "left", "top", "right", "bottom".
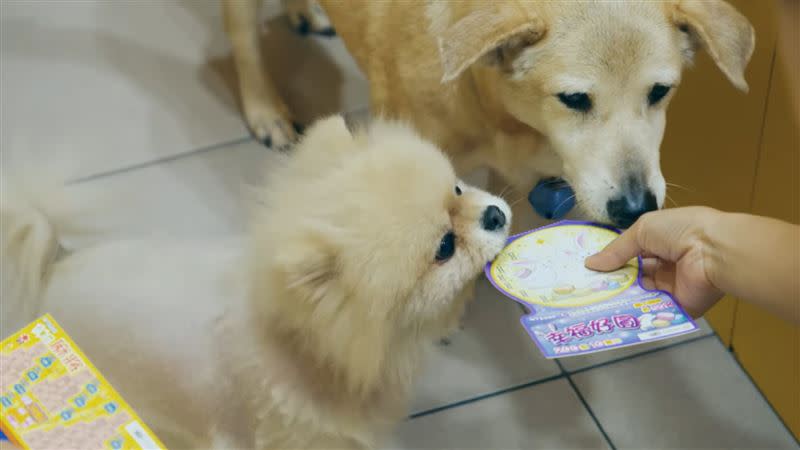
{"left": 406, "top": 332, "right": 715, "bottom": 422}
{"left": 721, "top": 335, "right": 800, "bottom": 447}
{"left": 407, "top": 374, "right": 564, "bottom": 420}
{"left": 67, "top": 135, "right": 254, "bottom": 184}
{"left": 556, "top": 359, "right": 617, "bottom": 450}
{"left": 67, "top": 106, "right": 373, "bottom": 185}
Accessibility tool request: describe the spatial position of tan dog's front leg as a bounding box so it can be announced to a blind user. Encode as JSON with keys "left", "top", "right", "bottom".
{"left": 223, "top": 0, "right": 298, "bottom": 151}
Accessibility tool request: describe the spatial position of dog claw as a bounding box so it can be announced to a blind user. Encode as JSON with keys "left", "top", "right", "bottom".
{"left": 249, "top": 117, "right": 298, "bottom": 152}
{"left": 289, "top": 12, "right": 335, "bottom": 37}
{"left": 262, "top": 135, "right": 273, "bottom": 148}
{"left": 314, "top": 27, "right": 336, "bottom": 37}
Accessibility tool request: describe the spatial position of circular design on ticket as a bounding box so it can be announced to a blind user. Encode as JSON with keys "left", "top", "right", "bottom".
{"left": 488, "top": 224, "right": 639, "bottom": 308}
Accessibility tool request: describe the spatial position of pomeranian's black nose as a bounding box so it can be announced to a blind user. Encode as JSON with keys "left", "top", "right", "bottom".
{"left": 481, "top": 205, "right": 506, "bottom": 231}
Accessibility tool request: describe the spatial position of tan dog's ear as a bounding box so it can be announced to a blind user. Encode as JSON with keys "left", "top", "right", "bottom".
{"left": 432, "top": 3, "right": 546, "bottom": 83}
{"left": 671, "top": 0, "right": 755, "bottom": 92}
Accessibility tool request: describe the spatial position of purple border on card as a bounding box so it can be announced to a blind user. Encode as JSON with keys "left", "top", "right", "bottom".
{"left": 484, "top": 220, "right": 699, "bottom": 358}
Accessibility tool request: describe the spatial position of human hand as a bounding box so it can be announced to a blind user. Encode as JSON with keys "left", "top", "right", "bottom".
{"left": 585, "top": 207, "right": 725, "bottom": 318}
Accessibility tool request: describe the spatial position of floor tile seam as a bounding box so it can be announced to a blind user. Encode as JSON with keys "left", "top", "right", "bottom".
{"left": 406, "top": 374, "right": 565, "bottom": 420}
{"left": 68, "top": 135, "right": 254, "bottom": 184}
{"left": 556, "top": 359, "right": 617, "bottom": 450}
{"left": 405, "top": 331, "right": 717, "bottom": 423}
{"left": 67, "top": 105, "right": 374, "bottom": 184}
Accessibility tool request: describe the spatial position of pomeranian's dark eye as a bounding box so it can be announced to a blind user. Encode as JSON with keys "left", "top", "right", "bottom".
{"left": 455, "top": 186, "right": 462, "bottom": 196}
{"left": 557, "top": 92, "right": 592, "bottom": 112}
{"left": 435, "top": 231, "right": 456, "bottom": 262}
{"left": 648, "top": 84, "right": 672, "bottom": 106}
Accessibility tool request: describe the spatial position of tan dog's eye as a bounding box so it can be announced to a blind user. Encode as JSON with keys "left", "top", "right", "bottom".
{"left": 455, "top": 186, "right": 462, "bottom": 196}
{"left": 648, "top": 84, "right": 672, "bottom": 106}
{"left": 435, "top": 232, "right": 456, "bottom": 262}
{"left": 557, "top": 92, "right": 592, "bottom": 112}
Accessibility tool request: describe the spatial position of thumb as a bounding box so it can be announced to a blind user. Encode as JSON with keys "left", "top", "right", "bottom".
{"left": 585, "top": 227, "right": 642, "bottom": 272}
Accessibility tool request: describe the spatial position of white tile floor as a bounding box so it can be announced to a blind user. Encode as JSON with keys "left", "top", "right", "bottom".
{"left": 2, "top": 1, "right": 797, "bottom": 449}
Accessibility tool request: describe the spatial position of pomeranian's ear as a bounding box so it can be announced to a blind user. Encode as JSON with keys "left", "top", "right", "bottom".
{"left": 291, "top": 115, "right": 361, "bottom": 170}
{"left": 280, "top": 225, "right": 341, "bottom": 305}
{"left": 303, "top": 115, "right": 351, "bottom": 141}
{"left": 299, "top": 115, "right": 353, "bottom": 153}
{"left": 286, "top": 256, "right": 334, "bottom": 304}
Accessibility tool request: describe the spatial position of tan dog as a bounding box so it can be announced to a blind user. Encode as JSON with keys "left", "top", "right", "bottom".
{"left": 224, "top": 0, "right": 754, "bottom": 230}
{"left": 1, "top": 117, "right": 511, "bottom": 449}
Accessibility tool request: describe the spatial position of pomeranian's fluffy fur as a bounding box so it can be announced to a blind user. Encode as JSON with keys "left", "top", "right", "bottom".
{"left": 1, "top": 116, "right": 511, "bottom": 449}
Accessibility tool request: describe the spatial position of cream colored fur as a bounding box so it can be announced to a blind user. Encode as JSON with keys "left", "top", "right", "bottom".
{"left": 0, "top": 117, "right": 510, "bottom": 449}
{"left": 224, "top": 0, "right": 754, "bottom": 231}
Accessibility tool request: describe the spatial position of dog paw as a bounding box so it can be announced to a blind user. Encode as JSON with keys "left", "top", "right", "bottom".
{"left": 287, "top": 1, "right": 335, "bottom": 37}
{"left": 244, "top": 108, "right": 299, "bottom": 152}
{"left": 438, "top": 337, "right": 452, "bottom": 346}
{"left": 253, "top": 119, "right": 298, "bottom": 152}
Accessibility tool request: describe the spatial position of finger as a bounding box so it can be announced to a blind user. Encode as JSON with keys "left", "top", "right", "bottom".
{"left": 641, "top": 275, "right": 656, "bottom": 290}
{"left": 641, "top": 258, "right": 661, "bottom": 277}
{"left": 585, "top": 224, "right": 643, "bottom": 272}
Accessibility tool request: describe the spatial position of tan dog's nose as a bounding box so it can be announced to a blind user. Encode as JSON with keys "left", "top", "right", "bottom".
{"left": 606, "top": 177, "right": 658, "bottom": 229}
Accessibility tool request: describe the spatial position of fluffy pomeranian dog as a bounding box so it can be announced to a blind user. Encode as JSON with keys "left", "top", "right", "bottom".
{"left": 1, "top": 116, "right": 511, "bottom": 449}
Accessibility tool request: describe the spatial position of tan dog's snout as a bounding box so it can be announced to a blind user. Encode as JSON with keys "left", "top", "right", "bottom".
{"left": 564, "top": 153, "right": 665, "bottom": 229}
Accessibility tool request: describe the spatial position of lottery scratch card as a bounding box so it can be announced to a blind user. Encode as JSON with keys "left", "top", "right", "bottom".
{"left": 485, "top": 221, "right": 699, "bottom": 359}
{"left": 0, "top": 314, "right": 166, "bottom": 449}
